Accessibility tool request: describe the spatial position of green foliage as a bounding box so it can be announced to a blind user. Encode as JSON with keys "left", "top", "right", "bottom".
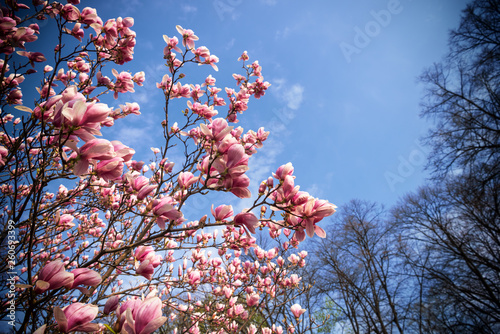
{"left": 314, "top": 298, "right": 341, "bottom": 333}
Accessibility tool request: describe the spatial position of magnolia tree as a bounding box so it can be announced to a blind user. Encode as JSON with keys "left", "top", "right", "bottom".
{"left": 0, "top": 1, "right": 336, "bottom": 333}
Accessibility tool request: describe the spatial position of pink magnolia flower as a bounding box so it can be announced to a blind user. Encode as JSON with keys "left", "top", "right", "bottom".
{"left": 199, "top": 118, "right": 234, "bottom": 142}
{"left": 211, "top": 204, "right": 233, "bottom": 222}
{"left": 151, "top": 197, "right": 183, "bottom": 229}
{"left": 246, "top": 292, "right": 260, "bottom": 307}
{"left": 79, "top": 7, "right": 103, "bottom": 26}
{"left": 34, "top": 260, "right": 74, "bottom": 294}
{"left": 54, "top": 303, "right": 99, "bottom": 333}
{"left": 120, "top": 102, "right": 141, "bottom": 115}
{"left": 70, "top": 22, "right": 84, "bottom": 41}
{"left": 133, "top": 71, "right": 145, "bottom": 86}
{"left": 226, "top": 174, "right": 251, "bottom": 199}
{"left": 296, "top": 198, "right": 336, "bottom": 238}
{"left": 95, "top": 157, "right": 124, "bottom": 181}
{"left": 204, "top": 54, "right": 219, "bottom": 71}
{"left": 16, "top": 51, "right": 46, "bottom": 67}
{"left": 104, "top": 295, "right": 120, "bottom": 315}
{"left": 73, "top": 139, "right": 116, "bottom": 176}
{"left": 123, "top": 296, "right": 167, "bottom": 334}
{"left": 188, "top": 270, "right": 201, "bottom": 286}
{"left": 70, "top": 268, "right": 102, "bottom": 289}
{"left": 61, "top": 4, "right": 80, "bottom": 21}
{"left": 134, "top": 246, "right": 162, "bottom": 280}
{"left": 6, "top": 89, "right": 22, "bottom": 105}
{"left": 247, "top": 324, "right": 258, "bottom": 334}
{"left": 112, "top": 69, "right": 135, "bottom": 99}
{"left": 187, "top": 100, "right": 218, "bottom": 119}
{"left": 111, "top": 141, "right": 135, "bottom": 161}
{"left": 117, "top": 298, "right": 142, "bottom": 330}
{"left": 163, "top": 34, "right": 182, "bottom": 54}
{"left": 177, "top": 171, "right": 199, "bottom": 189}
{"left": 290, "top": 304, "right": 306, "bottom": 318}
{"left": 234, "top": 212, "right": 259, "bottom": 234}
{"left": 125, "top": 173, "right": 156, "bottom": 200}
{"left": 176, "top": 25, "right": 198, "bottom": 49}
{"left": 273, "top": 162, "right": 295, "bottom": 181}
{"left": 0, "top": 146, "right": 8, "bottom": 166}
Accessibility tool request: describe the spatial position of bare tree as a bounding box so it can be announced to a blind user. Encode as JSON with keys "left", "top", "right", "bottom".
{"left": 311, "top": 200, "right": 410, "bottom": 334}
{"left": 419, "top": 0, "right": 500, "bottom": 180}
{"left": 392, "top": 171, "right": 500, "bottom": 333}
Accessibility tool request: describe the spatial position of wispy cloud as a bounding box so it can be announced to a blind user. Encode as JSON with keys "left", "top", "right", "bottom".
{"left": 272, "top": 79, "right": 305, "bottom": 110}
{"left": 225, "top": 38, "right": 236, "bottom": 50}
{"left": 275, "top": 26, "right": 291, "bottom": 40}
{"left": 114, "top": 126, "right": 152, "bottom": 149}
{"left": 181, "top": 4, "right": 198, "bottom": 13}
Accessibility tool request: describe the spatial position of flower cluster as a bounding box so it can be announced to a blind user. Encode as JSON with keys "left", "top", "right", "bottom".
{"left": 0, "top": 2, "right": 336, "bottom": 333}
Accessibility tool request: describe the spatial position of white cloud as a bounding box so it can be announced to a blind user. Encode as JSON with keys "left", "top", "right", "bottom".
{"left": 181, "top": 4, "right": 198, "bottom": 13}
{"left": 272, "top": 79, "right": 305, "bottom": 110}
{"left": 115, "top": 126, "right": 151, "bottom": 148}
{"left": 275, "top": 26, "right": 291, "bottom": 40}
{"left": 225, "top": 38, "right": 236, "bottom": 50}
{"left": 283, "top": 84, "right": 304, "bottom": 110}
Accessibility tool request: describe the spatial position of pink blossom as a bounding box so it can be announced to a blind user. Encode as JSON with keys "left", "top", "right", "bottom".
{"left": 54, "top": 303, "right": 99, "bottom": 333}
{"left": 120, "top": 102, "right": 141, "bottom": 115}
{"left": 16, "top": 51, "right": 46, "bottom": 67}
{"left": 296, "top": 198, "right": 336, "bottom": 238}
{"left": 79, "top": 7, "right": 103, "bottom": 26}
{"left": 177, "top": 171, "right": 199, "bottom": 189}
{"left": 205, "top": 54, "right": 219, "bottom": 71}
{"left": 176, "top": 25, "right": 198, "bottom": 49}
{"left": 125, "top": 174, "right": 156, "bottom": 200}
{"left": 234, "top": 212, "right": 259, "bottom": 234}
{"left": 134, "top": 246, "right": 162, "bottom": 280}
{"left": 61, "top": 4, "right": 80, "bottom": 21}
{"left": 104, "top": 295, "right": 120, "bottom": 315}
{"left": 123, "top": 296, "right": 167, "bottom": 334}
{"left": 188, "top": 270, "right": 201, "bottom": 286}
{"left": 112, "top": 141, "right": 135, "bottom": 161}
{"left": 199, "top": 118, "right": 234, "bottom": 142}
{"left": 34, "top": 260, "right": 74, "bottom": 294}
{"left": 70, "top": 268, "right": 102, "bottom": 289}
{"left": 112, "top": 69, "right": 135, "bottom": 99}
{"left": 7, "top": 89, "right": 22, "bottom": 105}
{"left": 152, "top": 196, "right": 183, "bottom": 229}
{"left": 73, "top": 139, "right": 116, "bottom": 176}
{"left": 133, "top": 71, "right": 145, "bottom": 86}
{"left": 187, "top": 100, "right": 218, "bottom": 119}
{"left": 0, "top": 146, "right": 8, "bottom": 166}
{"left": 238, "top": 51, "right": 249, "bottom": 61}
{"left": 69, "top": 22, "right": 84, "bottom": 41}
{"left": 56, "top": 212, "right": 75, "bottom": 229}
{"left": 95, "top": 157, "right": 124, "bottom": 181}
{"left": 246, "top": 292, "right": 260, "bottom": 307}
{"left": 273, "top": 162, "right": 294, "bottom": 181}
{"left": 290, "top": 304, "right": 306, "bottom": 318}
{"left": 227, "top": 174, "right": 251, "bottom": 199}
{"left": 211, "top": 204, "right": 233, "bottom": 222}
{"left": 163, "top": 34, "right": 182, "bottom": 54}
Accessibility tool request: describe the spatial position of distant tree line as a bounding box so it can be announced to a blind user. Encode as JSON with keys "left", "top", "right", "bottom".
{"left": 307, "top": 0, "right": 500, "bottom": 333}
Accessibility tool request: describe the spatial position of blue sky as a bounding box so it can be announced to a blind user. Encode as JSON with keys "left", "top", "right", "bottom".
{"left": 46, "top": 0, "right": 470, "bottom": 215}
